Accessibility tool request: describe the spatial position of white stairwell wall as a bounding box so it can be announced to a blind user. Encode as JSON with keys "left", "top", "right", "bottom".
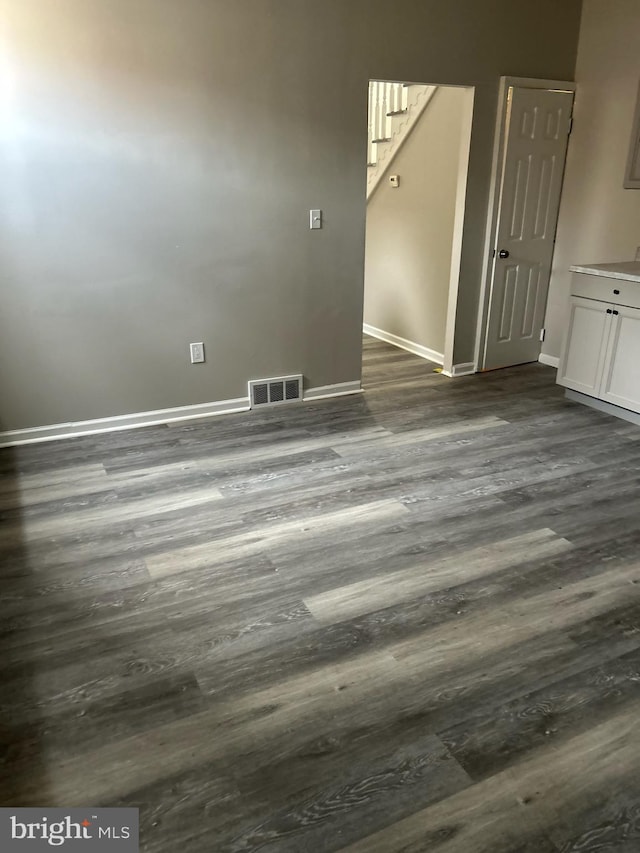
{"left": 364, "top": 85, "right": 470, "bottom": 365}
{"left": 367, "top": 82, "right": 437, "bottom": 199}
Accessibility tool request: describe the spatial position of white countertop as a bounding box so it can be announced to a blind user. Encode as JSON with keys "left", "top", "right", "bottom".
{"left": 570, "top": 261, "right": 640, "bottom": 283}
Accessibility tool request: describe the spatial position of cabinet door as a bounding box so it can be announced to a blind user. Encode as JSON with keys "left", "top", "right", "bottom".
{"left": 557, "top": 296, "right": 611, "bottom": 397}
{"left": 600, "top": 304, "right": 640, "bottom": 411}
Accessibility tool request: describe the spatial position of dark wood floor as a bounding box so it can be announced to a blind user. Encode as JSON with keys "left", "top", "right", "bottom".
{"left": 2, "top": 336, "right": 640, "bottom": 852}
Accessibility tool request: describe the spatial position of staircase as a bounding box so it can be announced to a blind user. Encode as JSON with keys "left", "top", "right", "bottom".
{"left": 367, "top": 81, "right": 437, "bottom": 199}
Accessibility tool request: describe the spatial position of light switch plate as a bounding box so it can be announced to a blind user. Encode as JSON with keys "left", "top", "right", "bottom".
{"left": 389, "top": 175, "right": 400, "bottom": 188}
{"left": 310, "top": 209, "right": 322, "bottom": 230}
{"left": 190, "top": 342, "right": 205, "bottom": 364}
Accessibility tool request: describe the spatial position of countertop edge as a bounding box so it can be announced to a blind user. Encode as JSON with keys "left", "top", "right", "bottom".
{"left": 570, "top": 263, "right": 640, "bottom": 283}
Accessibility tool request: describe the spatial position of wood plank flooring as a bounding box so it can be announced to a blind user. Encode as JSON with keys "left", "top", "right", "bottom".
{"left": 2, "top": 335, "right": 640, "bottom": 852}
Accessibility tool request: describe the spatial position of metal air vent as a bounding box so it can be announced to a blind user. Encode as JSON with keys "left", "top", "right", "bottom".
{"left": 249, "top": 375, "right": 303, "bottom": 408}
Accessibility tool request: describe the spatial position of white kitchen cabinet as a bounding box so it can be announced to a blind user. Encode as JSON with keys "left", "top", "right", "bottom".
{"left": 557, "top": 266, "right": 640, "bottom": 418}
{"left": 600, "top": 303, "right": 640, "bottom": 411}
{"left": 557, "top": 296, "right": 610, "bottom": 396}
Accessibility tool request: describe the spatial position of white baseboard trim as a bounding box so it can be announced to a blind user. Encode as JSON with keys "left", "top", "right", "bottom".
{"left": 441, "top": 362, "right": 476, "bottom": 378}
{"left": 0, "top": 397, "right": 251, "bottom": 448}
{"left": 304, "top": 381, "right": 362, "bottom": 401}
{"left": 363, "top": 323, "right": 444, "bottom": 365}
{"left": 539, "top": 353, "right": 560, "bottom": 369}
{"left": 0, "top": 381, "right": 366, "bottom": 448}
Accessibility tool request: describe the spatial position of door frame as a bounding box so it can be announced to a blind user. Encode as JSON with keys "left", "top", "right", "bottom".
{"left": 362, "top": 80, "right": 475, "bottom": 378}
{"left": 474, "top": 76, "right": 576, "bottom": 372}
{"left": 442, "top": 85, "right": 475, "bottom": 376}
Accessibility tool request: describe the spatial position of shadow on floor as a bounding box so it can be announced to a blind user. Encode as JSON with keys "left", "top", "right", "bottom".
{"left": 0, "top": 439, "right": 50, "bottom": 806}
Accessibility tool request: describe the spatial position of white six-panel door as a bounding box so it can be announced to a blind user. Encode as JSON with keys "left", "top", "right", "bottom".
{"left": 482, "top": 86, "right": 574, "bottom": 370}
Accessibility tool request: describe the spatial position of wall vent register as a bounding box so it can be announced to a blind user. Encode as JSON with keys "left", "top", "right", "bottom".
{"left": 249, "top": 375, "right": 303, "bottom": 408}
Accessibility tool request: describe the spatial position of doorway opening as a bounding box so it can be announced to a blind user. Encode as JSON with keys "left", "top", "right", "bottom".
{"left": 362, "top": 80, "right": 475, "bottom": 378}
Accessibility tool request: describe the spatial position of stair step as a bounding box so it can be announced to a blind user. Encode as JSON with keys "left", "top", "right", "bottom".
{"left": 371, "top": 137, "right": 391, "bottom": 143}
{"left": 386, "top": 109, "right": 408, "bottom": 116}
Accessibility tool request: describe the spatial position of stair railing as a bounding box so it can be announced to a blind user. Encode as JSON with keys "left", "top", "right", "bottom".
{"left": 367, "top": 81, "right": 407, "bottom": 166}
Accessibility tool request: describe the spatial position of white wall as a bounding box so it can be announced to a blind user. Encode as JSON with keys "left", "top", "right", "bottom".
{"left": 544, "top": 0, "right": 640, "bottom": 361}
{"left": 363, "top": 86, "right": 469, "bottom": 361}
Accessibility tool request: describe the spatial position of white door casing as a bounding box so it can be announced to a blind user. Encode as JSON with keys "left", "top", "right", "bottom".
{"left": 479, "top": 80, "right": 574, "bottom": 371}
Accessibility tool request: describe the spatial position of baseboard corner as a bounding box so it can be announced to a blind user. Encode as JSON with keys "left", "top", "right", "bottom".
{"left": 441, "top": 361, "right": 476, "bottom": 378}
{"left": 538, "top": 353, "right": 560, "bottom": 369}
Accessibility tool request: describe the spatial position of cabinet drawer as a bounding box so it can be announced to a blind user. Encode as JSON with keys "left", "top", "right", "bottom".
{"left": 571, "top": 272, "right": 640, "bottom": 309}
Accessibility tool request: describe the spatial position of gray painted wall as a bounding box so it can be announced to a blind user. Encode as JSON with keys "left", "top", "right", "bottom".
{"left": 0, "top": 0, "right": 582, "bottom": 431}
{"left": 544, "top": 0, "right": 640, "bottom": 361}
{"left": 364, "top": 86, "right": 468, "bottom": 359}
